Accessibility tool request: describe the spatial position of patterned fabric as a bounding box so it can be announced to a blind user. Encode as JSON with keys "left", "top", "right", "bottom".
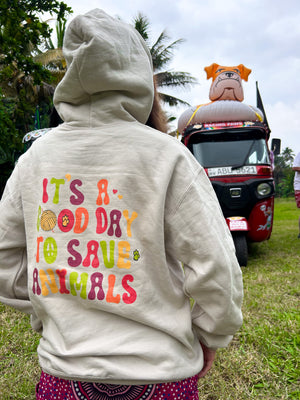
{"left": 36, "top": 371, "right": 199, "bottom": 400}
{"left": 71, "top": 382, "right": 155, "bottom": 400}
{"left": 295, "top": 190, "right": 300, "bottom": 208}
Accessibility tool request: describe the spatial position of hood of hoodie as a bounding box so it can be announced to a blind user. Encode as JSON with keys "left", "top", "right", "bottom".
{"left": 54, "top": 9, "right": 154, "bottom": 127}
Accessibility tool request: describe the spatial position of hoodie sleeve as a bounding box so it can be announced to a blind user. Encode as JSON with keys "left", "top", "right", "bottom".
{"left": 0, "top": 166, "right": 32, "bottom": 314}
{"left": 165, "top": 167, "right": 243, "bottom": 349}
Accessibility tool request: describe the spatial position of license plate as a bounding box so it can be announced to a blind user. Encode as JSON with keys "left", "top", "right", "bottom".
{"left": 208, "top": 166, "right": 257, "bottom": 177}
{"left": 228, "top": 220, "right": 248, "bottom": 230}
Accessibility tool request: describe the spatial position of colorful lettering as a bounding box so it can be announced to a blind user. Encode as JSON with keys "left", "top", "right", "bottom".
{"left": 34, "top": 176, "right": 140, "bottom": 305}
{"left": 96, "top": 179, "right": 110, "bottom": 205}
{"left": 67, "top": 239, "right": 82, "bottom": 267}
{"left": 95, "top": 207, "right": 108, "bottom": 234}
{"left": 100, "top": 240, "right": 115, "bottom": 269}
{"left": 74, "top": 207, "right": 89, "bottom": 234}
{"left": 123, "top": 210, "right": 138, "bottom": 237}
{"left": 32, "top": 268, "right": 41, "bottom": 295}
{"left": 88, "top": 272, "right": 105, "bottom": 300}
{"left": 50, "top": 178, "right": 65, "bottom": 204}
{"left": 70, "top": 272, "right": 88, "bottom": 299}
{"left": 43, "top": 237, "right": 57, "bottom": 264}
{"left": 117, "top": 241, "right": 131, "bottom": 269}
{"left": 108, "top": 210, "right": 122, "bottom": 238}
{"left": 58, "top": 209, "right": 75, "bottom": 232}
{"left": 122, "top": 274, "right": 137, "bottom": 304}
{"left": 37, "top": 206, "right": 42, "bottom": 232}
{"left": 56, "top": 269, "right": 70, "bottom": 294}
{"left": 39, "top": 268, "right": 59, "bottom": 296}
{"left": 83, "top": 240, "right": 100, "bottom": 268}
{"left": 36, "top": 236, "right": 44, "bottom": 263}
{"left": 106, "top": 274, "right": 121, "bottom": 304}
{"left": 42, "top": 178, "right": 48, "bottom": 203}
{"left": 70, "top": 179, "right": 84, "bottom": 205}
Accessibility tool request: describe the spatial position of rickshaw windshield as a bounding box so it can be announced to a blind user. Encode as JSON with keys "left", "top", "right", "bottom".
{"left": 192, "top": 138, "right": 270, "bottom": 168}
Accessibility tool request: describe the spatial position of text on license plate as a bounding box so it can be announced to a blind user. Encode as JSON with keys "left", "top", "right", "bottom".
{"left": 207, "top": 166, "right": 257, "bottom": 177}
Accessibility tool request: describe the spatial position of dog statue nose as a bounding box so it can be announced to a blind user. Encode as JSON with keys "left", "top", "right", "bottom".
{"left": 225, "top": 72, "right": 234, "bottom": 78}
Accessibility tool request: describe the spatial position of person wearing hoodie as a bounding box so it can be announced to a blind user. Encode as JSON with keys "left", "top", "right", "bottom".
{"left": 0, "top": 9, "right": 243, "bottom": 400}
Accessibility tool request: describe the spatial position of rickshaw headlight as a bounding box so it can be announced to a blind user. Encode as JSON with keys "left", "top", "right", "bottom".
{"left": 257, "top": 182, "right": 272, "bottom": 196}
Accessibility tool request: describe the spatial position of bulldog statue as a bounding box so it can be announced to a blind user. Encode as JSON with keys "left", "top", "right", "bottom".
{"left": 177, "top": 63, "right": 264, "bottom": 135}
{"left": 205, "top": 63, "right": 251, "bottom": 102}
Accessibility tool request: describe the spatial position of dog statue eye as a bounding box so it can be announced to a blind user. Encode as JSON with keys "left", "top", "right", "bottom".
{"left": 234, "top": 69, "right": 241, "bottom": 74}
{"left": 216, "top": 68, "right": 225, "bottom": 73}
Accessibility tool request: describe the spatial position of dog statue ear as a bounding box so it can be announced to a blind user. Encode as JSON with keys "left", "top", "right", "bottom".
{"left": 204, "top": 63, "right": 219, "bottom": 80}
{"left": 238, "top": 64, "right": 252, "bottom": 81}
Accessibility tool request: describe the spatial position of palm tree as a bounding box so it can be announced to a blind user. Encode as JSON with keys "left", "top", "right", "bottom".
{"left": 36, "top": 13, "right": 197, "bottom": 109}
{"left": 0, "top": 17, "right": 65, "bottom": 104}
{"left": 33, "top": 17, "right": 67, "bottom": 85}
{"left": 133, "top": 13, "right": 197, "bottom": 107}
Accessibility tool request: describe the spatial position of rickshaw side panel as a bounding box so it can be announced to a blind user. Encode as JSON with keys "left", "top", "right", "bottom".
{"left": 247, "top": 197, "right": 274, "bottom": 242}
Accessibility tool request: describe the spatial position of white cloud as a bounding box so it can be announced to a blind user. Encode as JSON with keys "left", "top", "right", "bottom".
{"left": 267, "top": 101, "right": 300, "bottom": 153}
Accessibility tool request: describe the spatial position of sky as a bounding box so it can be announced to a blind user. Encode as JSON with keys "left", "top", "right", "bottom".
{"left": 52, "top": 0, "right": 300, "bottom": 154}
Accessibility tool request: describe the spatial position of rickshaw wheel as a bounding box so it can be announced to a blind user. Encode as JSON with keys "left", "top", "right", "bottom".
{"left": 232, "top": 232, "right": 248, "bottom": 267}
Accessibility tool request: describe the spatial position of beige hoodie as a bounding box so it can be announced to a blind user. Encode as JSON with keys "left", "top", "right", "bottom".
{"left": 0, "top": 9, "right": 243, "bottom": 384}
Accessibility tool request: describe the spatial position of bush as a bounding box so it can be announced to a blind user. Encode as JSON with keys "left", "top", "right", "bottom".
{"left": 0, "top": 92, "right": 21, "bottom": 196}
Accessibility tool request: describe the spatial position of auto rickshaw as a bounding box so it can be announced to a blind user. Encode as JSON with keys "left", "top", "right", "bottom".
{"left": 182, "top": 120, "right": 280, "bottom": 266}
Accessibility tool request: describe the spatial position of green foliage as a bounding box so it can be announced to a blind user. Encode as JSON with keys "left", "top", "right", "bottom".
{"left": 44, "top": 17, "right": 67, "bottom": 50}
{"left": 0, "top": 91, "right": 18, "bottom": 153}
{"left": 133, "top": 13, "right": 197, "bottom": 108}
{"left": 0, "top": 0, "right": 72, "bottom": 84}
{"left": 0, "top": 87, "right": 54, "bottom": 196}
{"left": 277, "top": 169, "right": 295, "bottom": 198}
{"left": 133, "top": 13, "right": 149, "bottom": 41}
{"left": 0, "top": 90, "right": 20, "bottom": 195}
{"left": 34, "top": 17, "right": 68, "bottom": 85}
{"left": 274, "top": 147, "right": 295, "bottom": 197}
{"left": 0, "top": 0, "right": 72, "bottom": 197}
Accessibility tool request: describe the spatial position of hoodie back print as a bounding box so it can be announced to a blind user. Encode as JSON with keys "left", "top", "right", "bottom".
{"left": 0, "top": 9, "right": 243, "bottom": 384}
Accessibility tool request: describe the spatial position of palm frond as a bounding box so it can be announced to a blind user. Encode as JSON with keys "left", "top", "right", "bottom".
{"left": 150, "top": 30, "right": 170, "bottom": 50}
{"left": 151, "top": 33, "right": 185, "bottom": 70}
{"left": 133, "top": 13, "right": 150, "bottom": 42}
{"left": 34, "top": 49, "right": 64, "bottom": 66}
{"left": 132, "top": 13, "right": 197, "bottom": 110}
{"left": 56, "top": 18, "right": 66, "bottom": 48}
{"left": 45, "top": 69, "right": 66, "bottom": 85}
{"left": 44, "top": 36, "right": 56, "bottom": 51}
{"left": 43, "top": 18, "right": 66, "bottom": 50}
{"left": 158, "top": 92, "right": 191, "bottom": 107}
{"left": 155, "top": 71, "right": 198, "bottom": 88}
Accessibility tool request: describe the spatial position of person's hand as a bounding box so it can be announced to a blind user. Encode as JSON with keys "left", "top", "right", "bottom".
{"left": 198, "top": 342, "right": 216, "bottom": 378}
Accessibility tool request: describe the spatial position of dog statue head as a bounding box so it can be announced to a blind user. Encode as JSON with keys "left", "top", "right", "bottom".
{"left": 204, "top": 63, "right": 251, "bottom": 102}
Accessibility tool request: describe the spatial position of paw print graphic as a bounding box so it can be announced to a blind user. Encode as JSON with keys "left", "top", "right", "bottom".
{"left": 133, "top": 249, "right": 140, "bottom": 261}
{"left": 62, "top": 214, "right": 70, "bottom": 227}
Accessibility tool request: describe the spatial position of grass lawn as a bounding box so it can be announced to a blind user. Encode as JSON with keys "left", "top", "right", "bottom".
{"left": 0, "top": 198, "right": 299, "bottom": 399}
{"left": 198, "top": 197, "right": 300, "bottom": 399}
